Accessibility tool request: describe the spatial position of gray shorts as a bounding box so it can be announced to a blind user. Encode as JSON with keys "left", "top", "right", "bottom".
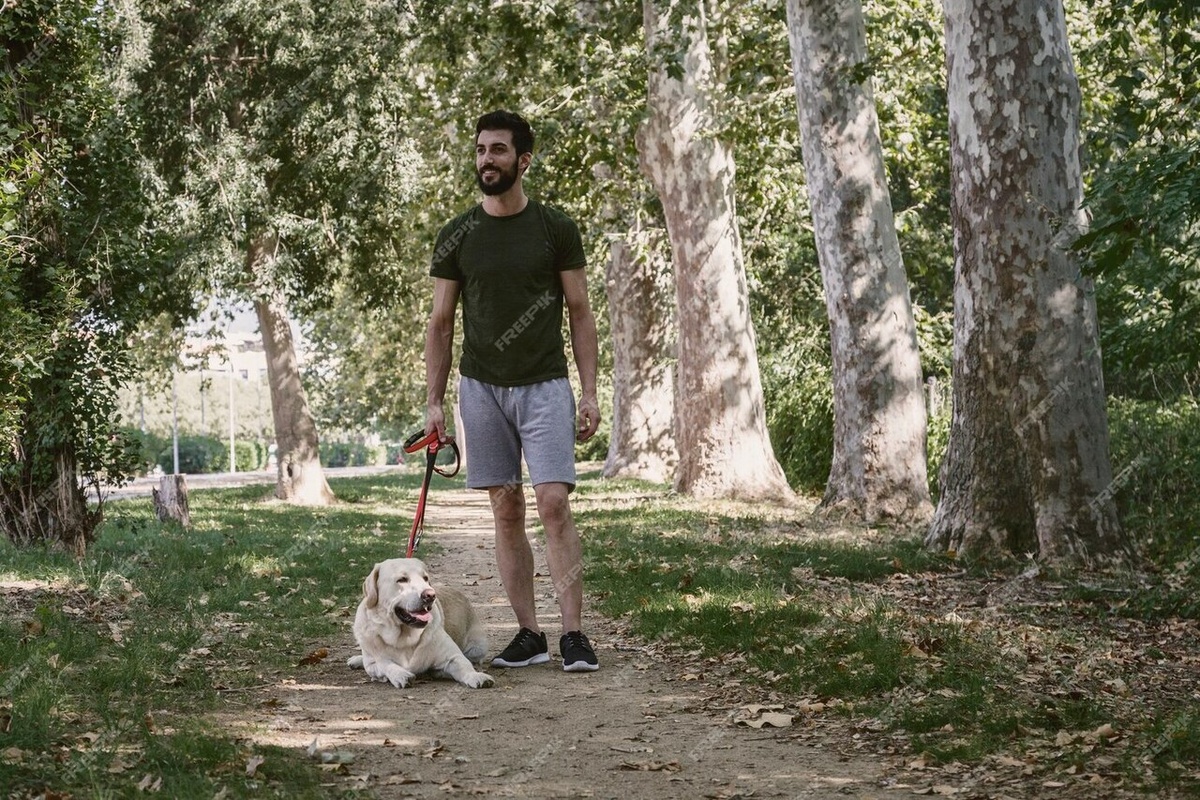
{"left": 458, "top": 376, "right": 577, "bottom": 490}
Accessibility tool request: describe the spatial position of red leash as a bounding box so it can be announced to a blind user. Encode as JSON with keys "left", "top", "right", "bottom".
{"left": 401, "top": 430, "right": 460, "bottom": 558}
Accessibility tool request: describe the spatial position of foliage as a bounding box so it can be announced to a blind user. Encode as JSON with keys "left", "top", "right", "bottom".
{"left": 1, "top": 0, "right": 183, "bottom": 547}
{"left": 1073, "top": 0, "right": 1200, "bottom": 398}
{"left": 1107, "top": 395, "right": 1200, "bottom": 573}
{"left": 318, "top": 440, "right": 386, "bottom": 469}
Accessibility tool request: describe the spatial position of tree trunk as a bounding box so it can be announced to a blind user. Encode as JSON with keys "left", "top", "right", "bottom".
{"left": 0, "top": 444, "right": 99, "bottom": 556}
{"left": 249, "top": 235, "right": 335, "bottom": 506}
{"left": 785, "top": 0, "right": 932, "bottom": 524}
{"left": 152, "top": 474, "right": 191, "bottom": 528}
{"left": 603, "top": 228, "right": 677, "bottom": 483}
{"left": 926, "top": 0, "right": 1125, "bottom": 562}
{"left": 638, "top": 0, "right": 793, "bottom": 501}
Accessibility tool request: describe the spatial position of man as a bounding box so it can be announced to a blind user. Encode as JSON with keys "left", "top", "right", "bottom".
{"left": 423, "top": 110, "right": 601, "bottom": 672}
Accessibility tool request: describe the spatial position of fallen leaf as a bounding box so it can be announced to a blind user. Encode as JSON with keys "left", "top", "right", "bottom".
{"left": 383, "top": 774, "right": 423, "bottom": 785}
{"left": 297, "top": 647, "right": 329, "bottom": 666}
{"left": 619, "top": 760, "right": 681, "bottom": 772}
{"left": 2, "top": 746, "right": 25, "bottom": 763}
{"left": 740, "top": 712, "right": 793, "bottom": 729}
{"left": 246, "top": 755, "right": 265, "bottom": 777}
{"left": 1055, "top": 730, "right": 1076, "bottom": 747}
{"left": 136, "top": 774, "right": 162, "bottom": 792}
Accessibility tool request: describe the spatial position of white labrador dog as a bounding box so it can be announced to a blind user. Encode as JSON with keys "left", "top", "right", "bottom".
{"left": 347, "top": 558, "right": 493, "bottom": 689}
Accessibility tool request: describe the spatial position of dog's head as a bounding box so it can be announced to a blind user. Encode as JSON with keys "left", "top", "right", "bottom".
{"left": 362, "top": 558, "right": 437, "bottom": 628}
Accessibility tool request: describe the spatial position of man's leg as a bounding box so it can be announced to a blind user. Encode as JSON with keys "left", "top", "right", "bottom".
{"left": 533, "top": 481, "right": 583, "bottom": 633}
{"left": 489, "top": 483, "right": 540, "bottom": 632}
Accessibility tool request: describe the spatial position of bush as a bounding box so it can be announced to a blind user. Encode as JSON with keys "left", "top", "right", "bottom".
{"left": 763, "top": 344, "right": 834, "bottom": 493}
{"left": 1107, "top": 395, "right": 1200, "bottom": 566}
{"left": 319, "top": 441, "right": 388, "bottom": 468}
{"left": 156, "top": 434, "right": 226, "bottom": 474}
{"left": 120, "top": 427, "right": 170, "bottom": 476}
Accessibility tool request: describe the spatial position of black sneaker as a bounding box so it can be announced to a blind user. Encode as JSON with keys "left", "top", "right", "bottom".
{"left": 560, "top": 631, "right": 599, "bottom": 672}
{"left": 492, "top": 627, "right": 550, "bottom": 668}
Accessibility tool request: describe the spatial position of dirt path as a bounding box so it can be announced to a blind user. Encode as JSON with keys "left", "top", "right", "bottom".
{"left": 224, "top": 487, "right": 895, "bottom": 799}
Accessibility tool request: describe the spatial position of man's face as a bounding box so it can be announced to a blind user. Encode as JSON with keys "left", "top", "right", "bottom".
{"left": 475, "top": 128, "right": 527, "bottom": 196}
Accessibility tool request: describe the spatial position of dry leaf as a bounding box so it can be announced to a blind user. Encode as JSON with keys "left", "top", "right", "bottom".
{"left": 2, "top": 746, "right": 25, "bottom": 763}
{"left": 619, "top": 760, "right": 682, "bottom": 772}
{"left": 245, "top": 755, "right": 265, "bottom": 777}
{"left": 740, "top": 712, "right": 794, "bottom": 729}
{"left": 136, "top": 774, "right": 162, "bottom": 792}
{"left": 1055, "top": 730, "right": 1076, "bottom": 747}
{"left": 297, "top": 647, "right": 329, "bottom": 666}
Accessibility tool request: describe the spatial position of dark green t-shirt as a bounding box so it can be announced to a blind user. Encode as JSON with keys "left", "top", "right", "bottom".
{"left": 430, "top": 200, "right": 586, "bottom": 387}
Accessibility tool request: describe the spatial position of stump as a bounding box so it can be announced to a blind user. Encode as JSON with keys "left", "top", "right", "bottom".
{"left": 152, "top": 474, "right": 191, "bottom": 528}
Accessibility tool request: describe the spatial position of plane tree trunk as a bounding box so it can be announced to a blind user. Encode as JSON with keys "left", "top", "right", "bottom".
{"left": 603, "top": 229, "right": 677, "bottom": 483}
{"left": 638, "top": 0, "right": 793, "bottom": 501}
{"left": 786, "top": 0, "right": 932, "bottom": 523}
{"left": 925, "top": 0, "right": 1125, "bottom": 562}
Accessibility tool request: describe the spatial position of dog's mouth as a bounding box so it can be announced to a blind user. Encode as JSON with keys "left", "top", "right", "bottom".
{"left": 394, "top": 605, "right": 433, "bottom": 628}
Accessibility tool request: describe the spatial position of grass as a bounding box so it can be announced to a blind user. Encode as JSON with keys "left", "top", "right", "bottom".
{"left": 577, "top": 486, "right": 1200, "bottom": 794}
{"left": 0, "top": 471, "right": 439, "bottom": 799}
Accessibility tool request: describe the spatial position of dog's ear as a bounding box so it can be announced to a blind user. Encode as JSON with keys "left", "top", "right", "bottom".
{"left": 363, "top": 564, "right": 381, "bottom": 608}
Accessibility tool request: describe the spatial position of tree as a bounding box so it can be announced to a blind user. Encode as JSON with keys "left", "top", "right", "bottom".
{"left": 785, "top": 0, "right": 932, "bottom": 523}
{"left": 925, "top": 0, "right": 1125, "bottom": 562}
{"left": 2, "top": 1, "right": 179, "bottom": 550}
{"left": 134, "top": 1, "right": 424, "bottom": 503}
{"left": 602, "top": 221, "right": 678, "bottom": 482}
{"left": 639, "top": 0, "right": 793, "bottom": 500}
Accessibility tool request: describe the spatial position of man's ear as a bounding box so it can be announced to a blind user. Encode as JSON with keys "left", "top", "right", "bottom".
{"left": 363, "top": 564, "right": 381, "bottom": 609}
{"left": 519, "top": 152, "right": 532, "bottom": 174}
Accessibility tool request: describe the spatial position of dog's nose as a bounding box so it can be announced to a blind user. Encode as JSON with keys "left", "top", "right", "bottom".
{"left": 421, "top": 588, "right": 436, "bottom": 605}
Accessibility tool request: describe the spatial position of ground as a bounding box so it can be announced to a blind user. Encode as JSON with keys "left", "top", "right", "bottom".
{"left": 217, "top": 484, "right": 1199, "bottom": 799}
{"left": 222, "top": 488, "right": 898, "bottom": 799}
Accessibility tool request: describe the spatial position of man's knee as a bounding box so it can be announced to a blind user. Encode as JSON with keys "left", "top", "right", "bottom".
{"left": 489, "top": 484, "right": 525, "bottom": 526}
{"left": 533, "top": 482, "right": 572, "bottom": 529}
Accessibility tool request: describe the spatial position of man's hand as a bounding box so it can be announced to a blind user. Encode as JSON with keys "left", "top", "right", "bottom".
{"left": 577, "top": 395, "right": 600, "bottom": 442}
{"left": 426, "top": 404, "right": 447, "bottom": 441}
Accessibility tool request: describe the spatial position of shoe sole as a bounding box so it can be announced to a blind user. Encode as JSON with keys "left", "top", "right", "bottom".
{"left": 491, "top": 652, "right": 551, "bottom": 668}
{"left": 562, "top": 661, "right": 600, "bottom": 672}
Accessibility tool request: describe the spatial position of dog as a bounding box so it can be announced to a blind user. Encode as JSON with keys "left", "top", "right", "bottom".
{"left": 347, "top": 558, "right": 493, "bottom": 689}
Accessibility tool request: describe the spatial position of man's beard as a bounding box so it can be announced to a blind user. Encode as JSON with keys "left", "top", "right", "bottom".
{"left": 476, "top": 162, "right": 519, "bottom": 196}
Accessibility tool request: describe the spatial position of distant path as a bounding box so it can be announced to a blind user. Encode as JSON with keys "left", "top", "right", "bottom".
{"left": 100, "top": 465, "right": 408, "bottom": 502}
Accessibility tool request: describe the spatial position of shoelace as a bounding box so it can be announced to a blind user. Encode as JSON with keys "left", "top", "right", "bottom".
{"left": 514, "top": 627, "right": 542, "bottom": 647}
{"left": 562, "top": 631, "right": 589, "bottom": 650}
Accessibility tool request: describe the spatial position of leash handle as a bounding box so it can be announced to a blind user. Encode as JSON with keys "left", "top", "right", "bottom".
{"left": 402, "top": 429, "right": 460, "bottom": 477}
{"left": 402, "top": 430, "right": 461, "bottom": 557}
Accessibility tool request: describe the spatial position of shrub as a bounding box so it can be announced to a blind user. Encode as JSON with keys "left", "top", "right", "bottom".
{"left": 1107, "top": 395, "right": 1200, "bottom": 566}
{"left": 155, "top": 434, "right": 226, "bottom": 474}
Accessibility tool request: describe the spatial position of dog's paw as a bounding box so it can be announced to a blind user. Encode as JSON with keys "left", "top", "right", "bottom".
{"left": 347, "top": 654, "right": 364, "bottom": 670}
{"left": 384, "top": 664, "right": 414, "bottom": 688}
{"left": 462, "top": 671, "right": 495, "bottom": 689}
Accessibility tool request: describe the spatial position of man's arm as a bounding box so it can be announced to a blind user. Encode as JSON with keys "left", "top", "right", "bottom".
{"left": 425, "top": 277, "right": 461, "bottom": 439}
{"left": 561, "top": 267, "right": 600, "bottom": 442}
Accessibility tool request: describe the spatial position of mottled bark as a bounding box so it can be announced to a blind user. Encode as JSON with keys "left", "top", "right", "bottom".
{"left": 250, "top": 235, "right": 335, "bottom": 506}
{"left": 927, "top": 0, "right": 1124, "bottom": 562}
{"left": 603, "top": 230, "right": 677, "bottom": 483}
{"left": 638, "top": 0, "right": 793, "bottom": 501}
{"left": 786, "top": 0, "right": 932, "bottom": 523}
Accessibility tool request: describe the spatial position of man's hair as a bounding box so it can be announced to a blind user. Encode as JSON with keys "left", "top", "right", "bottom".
{"left": 475, "top": 110, "right": 534, "bottom": 156}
